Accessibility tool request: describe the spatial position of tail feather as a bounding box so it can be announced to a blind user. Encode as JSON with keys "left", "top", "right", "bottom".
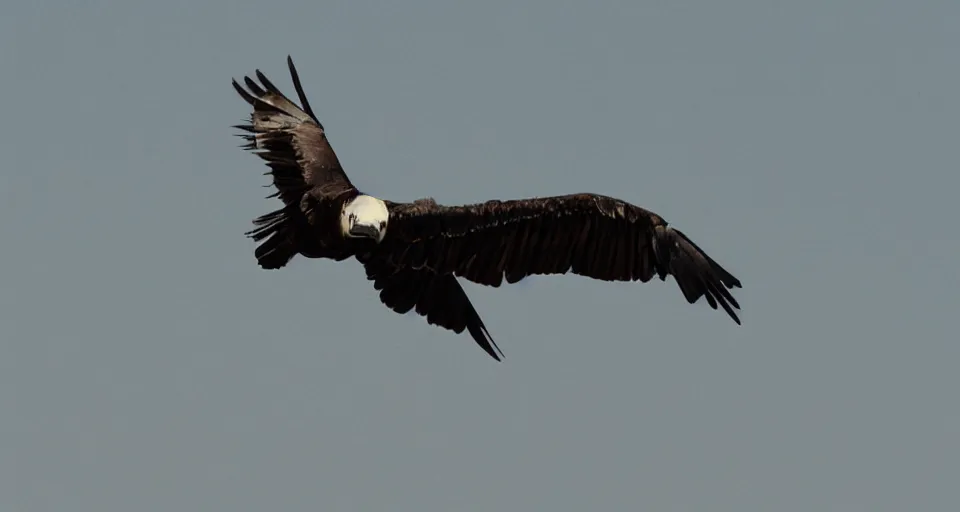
{"left": 363, "top": 257, "right": 504, "bottom": 361}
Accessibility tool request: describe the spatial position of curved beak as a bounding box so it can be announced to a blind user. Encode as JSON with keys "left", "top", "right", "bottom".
{"left": 350, "top": 223, "right": 380, "bottom": 240}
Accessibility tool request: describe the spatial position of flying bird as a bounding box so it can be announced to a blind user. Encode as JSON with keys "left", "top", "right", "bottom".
{"left": 232, "top": 56, "right": 742, "bottom": 362}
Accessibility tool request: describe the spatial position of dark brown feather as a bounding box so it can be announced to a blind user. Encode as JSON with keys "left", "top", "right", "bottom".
{"left": 361, "top": 255, "right": 504, "bottom": 361}
{"left": 232, "top": 56, "right": 358, "bottom": 269}
{"left": 382, "top": 193, "right": 742, "bottom": 324}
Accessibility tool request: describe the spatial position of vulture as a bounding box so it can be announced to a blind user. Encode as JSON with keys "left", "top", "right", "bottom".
{"left": 232, "top": 56, "right": 742, "bottom": 362}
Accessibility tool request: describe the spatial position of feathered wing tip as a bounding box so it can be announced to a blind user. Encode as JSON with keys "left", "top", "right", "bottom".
{"left": 230, "top": 76, "right": 315, "bottom": 135}
{"left": 654, "top": 226, "right": 742, "bottom": 324}
{"left": 231, "top": 59, "right": 319, "bottom": 270}
{"left": 286, "top": 55, "right": 320, "bottom": 126}
{"left": 230, "top": 55, "right": 321, "bottom": 150}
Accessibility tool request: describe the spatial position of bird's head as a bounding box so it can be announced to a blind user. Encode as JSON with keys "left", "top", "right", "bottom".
{"left": 340, "top": 194, "right": 389, "bottom": 243}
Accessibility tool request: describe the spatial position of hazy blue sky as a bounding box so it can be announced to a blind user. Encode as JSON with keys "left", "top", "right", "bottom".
{"left": 4, "top": 0, "right": 958, "bottom": 510}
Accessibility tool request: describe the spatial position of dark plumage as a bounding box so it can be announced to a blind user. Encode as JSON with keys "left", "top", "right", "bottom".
{"left": 232, "top": 56, "right": 742, "bottom": 362}
{"left": 382, "top": 194, "right": 742, "bottom": 323}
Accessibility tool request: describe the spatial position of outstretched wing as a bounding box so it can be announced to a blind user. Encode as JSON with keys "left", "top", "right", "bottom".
{"left": 383, "top": 193, "right": 742, "bottom": 324}
{"left": 361, "top": 255, "right": 504, "bottom": 361}
{"left": 233, "top": 56, "right": 357, "bottom": 268}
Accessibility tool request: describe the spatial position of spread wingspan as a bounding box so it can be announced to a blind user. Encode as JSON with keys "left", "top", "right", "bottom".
{"left": 383, "top": 193, "right": 742, "bottom": 324}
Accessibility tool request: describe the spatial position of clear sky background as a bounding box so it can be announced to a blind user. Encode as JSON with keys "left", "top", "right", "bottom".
{"left": 3, "top": 1, "right": 958, "bottom": 510}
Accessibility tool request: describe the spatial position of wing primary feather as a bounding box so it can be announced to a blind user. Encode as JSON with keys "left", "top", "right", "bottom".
{"left": 287, "top": 55, "right": 320, "bottom": 126}
{"left": 232, "top": 79, "right": 262, "bottom": 108}
{"left": 242, "top": 76, "right": 267, "bottom": 98}
{"left": 671, "top": 228, "right": 742, "bottom": 289}
{"left": 254, "top": 69, "right": 283, "bottom": 95}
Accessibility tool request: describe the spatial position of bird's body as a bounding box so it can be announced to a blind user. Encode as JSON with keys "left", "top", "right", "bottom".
{"left": 233, "top": 56, "right": 742, "bottom": 361}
